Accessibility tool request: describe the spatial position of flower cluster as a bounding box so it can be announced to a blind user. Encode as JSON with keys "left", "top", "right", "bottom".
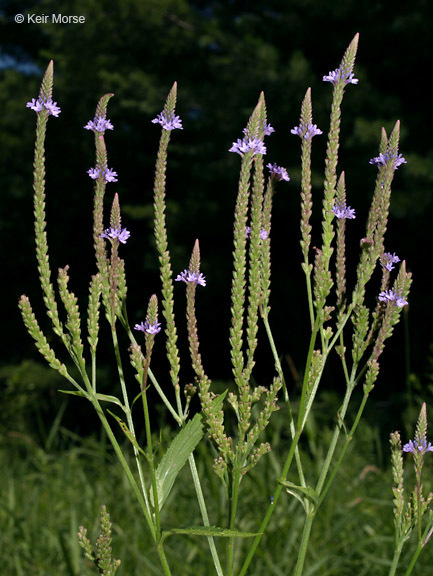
{"left": 332, "top": 202, "right": 356, "bottom": 219}
{"left": 290, "top": 122, "right": 323, "bottom": 140}
{"left": 134, "top": 320, "right": 162, "bottom": 335}
{"left": 152, "top": 111, "right": 183, "bottom": 131}
{"left": 84, "top": 115, "right": 114, "bottom": 132}
{"left": 175, "top": 269, "right": 206, "bottom": 286}
{"left": 403, "top": 437, "right": 433, "bottom": 455}
{"left": 380, "top": 252, "right": 401, "bottom": 272}
{"left": 246, "top": 227, "right": 268, "bottom": 240}
{"left": 100, "top": 226, "right": 130, "bottom": 244}
{"left": 88, "top": 166, "right": 118, "bottom": 183}
{"left": 266, "top": 163, "right": 290, "bottom": 182}
{"left": 323, "top": 67, "right": 358, "bottom": 85}
{"left": 378, "top": 289, "right": 407, "bottom": 307}
{"left": 26, "top": 97, "right": 61, "bottom": 117}
{"left": 369, "top": 151, "right": 407, "bottom": 171}
{"left": 229, "top": 137, "right": 267, "bottom": 156}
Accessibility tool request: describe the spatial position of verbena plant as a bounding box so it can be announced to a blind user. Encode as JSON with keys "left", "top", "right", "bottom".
{"left": 19, "top": 34, "right": 433, "bottom": 575}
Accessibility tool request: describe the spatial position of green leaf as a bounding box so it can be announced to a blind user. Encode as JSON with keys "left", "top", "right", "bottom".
{"left": 279, "top": 480, "right": 319, "bottom": 511}
{"left": 94, "top": 393, "right": 125, "bottom": 410}
{"left": 152, "top": 413, "right": 204, "bottom": 509}
{"left": 161, "top": 525, "right": 260, "bottom": 544}
{"left": 107, "top": 410, "right": 147, "bottom": 458}
{"left": 58, "top": 389, "right": 124, "bottom": 410}
{"left": 58, "top": 389, "right": 88, "bottom": 399}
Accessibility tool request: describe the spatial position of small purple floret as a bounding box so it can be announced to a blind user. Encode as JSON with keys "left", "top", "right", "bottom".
{"left": 175, "top": 269, "right": 206, "bottom": 287}
{"left": 369, "top": 152, "right": 407, "bottom": 171}
{"left": 229, "top": 136, "right": 266, "bottom": 156}
{"left": 87, "top": 167, "right": 118, "bottom": 183}
{"left": 378, "top": 289, "right": 407, "bottom": 307}
{"left": 246, "top": 226, "right": 268, "bottom": 240}
{"left": 26, "top": 97, "right": 61, "bottom": 117}
{"left": 84, "top": 116, "right": 114, "bottom": 132}
{"left": 381, "top": 252, "right": 401, "bottom": 272}
{"left": 323, "top": 68, "right": 358, "bottom": 85}
{"left": 243, "top": 122, "right": 275, "bottom": 137}
{"left": 332, "top": 202, "right": 356, "bottom": 220}
{"left": 290, "top": 123, "right": 323, "bottom": 140}
{"left": 100, "top": 226, "right": 130, "bottom": 244}
{"left": 266, "top": 163, "right": 290, "bottom": 182}
{"left": 403, "top": 438, "right": 433, "bottom": 455}
{"left": 152, "top": 111, "right": 183, "bottom": 131}
{"left": 263, "top": 123, "right": 275, "bottom": 136}
{"left": 134, "top": 320, "right": 162, "bottom": 335}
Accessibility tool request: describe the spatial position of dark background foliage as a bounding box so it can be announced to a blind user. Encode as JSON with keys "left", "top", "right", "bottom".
{"left": 1, "top": 0, "right": 433, "bottom": 435}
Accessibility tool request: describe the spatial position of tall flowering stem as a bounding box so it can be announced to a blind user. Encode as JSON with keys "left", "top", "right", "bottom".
{"left": 260, "top": 176, "right": 274, "bottom": 316}
{"left": 28, "top": 61, "right": 65, "bottom": 341}
{"left": 242, "top": 93, "right": 268, "bottom": 431}
{"left": 21, "top": 67, "right": 164, "bottom": 573}
{"left": 296, "top": 87, "right": 317, "bottom": 327}
{"left": 229, "top": 102, "right": 260, "bottom": 390}
{"left": 152, "top": 82, "right": 183, "bottom": 416}
{"left": 389, "top": 405, "right": 433, "bottom": 576}
{"left": 319, "top": 33, "right": 359, "bottom": 310}
{"left": 334, "top": 172, "right": 348, "bottom": 313}
{"left": 88, "top": 94, "right": 115, "bottom": 319}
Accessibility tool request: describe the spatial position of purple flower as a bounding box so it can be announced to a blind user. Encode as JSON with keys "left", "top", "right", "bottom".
{"left": 229, "top": 137, "right": 266, "bottom": 156}
{"left": 152, "top": 111, "right": 183, "bottom": 131}
{"left": 87, "top": 167, "right": 118, "bottom": 183}
{"left": 369, "top": 152, "right": 406, "bottom": 171}
{"left": 175, "top": 269, "right": 206, "bottom": 287}
{"left": 290, "top": 123, "right": 323, "bottom": 140}
{"left": 246, "top": 226, "right": 268, "bottom": 240}
{"left": 134, "top": 320, "right": 162, "bottom": 335}
{"left": 243, "top": 122, "right": 275, "bottom": 137}
{"left": 263, "top": 122, "right": 275, "bottom": 136}
{"left": 84, "top": 115, "right": 114, "bottom": 132}
{"left": 26, "top": 98, "right": 44, "bottom": 112}
{"left": 100, "top": 226, "right": 130, "bottom": 244}
{"left": 403, "top": 438, "right": 433, "bottom": 455}
{"left": 323, "top": 68, "right": 358, "bottom": 85}
{"left": 267, "top": 163, "right": 290, "bottom": 182}
{"left": 332, "top": 202, "right": 356, "bottom": 219}
{"left": 378, "top": 289, "right": 408, "bottom": 307}
{"left": 104, "top": 168, "right": 118, "bottom": 183}
{"left": 26, "top": 97, "right": 61, "bottom": 117}
{"left": 381, "top": 252, "right": 401, "bottom": 272}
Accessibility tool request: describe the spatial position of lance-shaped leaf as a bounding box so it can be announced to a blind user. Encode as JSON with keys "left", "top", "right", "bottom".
{"left": 151, "top": 413, "right": 204, "bottom": 509}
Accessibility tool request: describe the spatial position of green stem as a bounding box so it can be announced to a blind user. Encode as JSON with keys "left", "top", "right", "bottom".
{"left": 238, "top": 428, "right": 302, "bottom": 576}
{"left": 111, "top": 326, "right": 151, "bottom": 514}
{"left": 388, "top": 541, "right": 404, "bottom": 576}
{"left": 227, "top": 466, "right": 242, "bottom": 576}
{"left": 188, "top": 454, "right": 224, "bottom": 576}
{"left": 403, "top": 520, "right": 433, "bottom": 576}
{"left": 261, "top": 307, "right": 307, "bottom": 488}
{"left": 293, "top": 512, "right": 315, "bottom": 576}
{"left": 121, "top": 308, "right": 182, "bottom": 425}
{"left": 304, "top": 270, "right": 315, "bottom": 330}
{"left": 293, "top": 387, "right": 368, "bottom": 575}
{"left": 141, "top": 381, "right": 161, "bottom": 536}
{"left": 297, "top": 317, "right": 320, "bottom": 429}
{"left": 317, "top": 390, "right": 368, "bottom": 508}
{"left": 90, "top": 396, "right": 156, "bottom": 540}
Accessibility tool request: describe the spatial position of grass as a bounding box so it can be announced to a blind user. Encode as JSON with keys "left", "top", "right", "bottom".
{"left": 2, "top": 393, "right": 433, "bottom": 575}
